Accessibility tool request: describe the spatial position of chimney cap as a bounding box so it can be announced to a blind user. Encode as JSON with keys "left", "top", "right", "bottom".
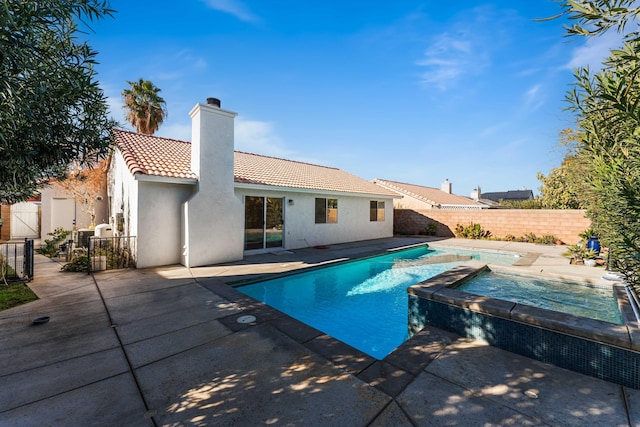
{"left": 206, "top": 97, "right": 221, "bottom": 108}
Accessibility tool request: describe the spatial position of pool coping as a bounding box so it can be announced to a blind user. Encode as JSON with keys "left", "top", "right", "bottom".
{"left": 405, "top": 261, "right": 640, "bottom": 389}
{"left": 406, "top": 261, "right": 640, "bottom": 352}
{"left": 228, "top": 241, "right": 432, "bottom": 288}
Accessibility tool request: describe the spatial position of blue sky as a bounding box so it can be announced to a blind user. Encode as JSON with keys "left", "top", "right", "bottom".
{"left": 87, "top": 1, "right": 618, "bottom": 197}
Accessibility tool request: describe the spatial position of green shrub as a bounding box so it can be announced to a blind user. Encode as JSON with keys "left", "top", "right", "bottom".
{"left": 563, "top": 244, "right": 598, "bottom": 261}
{"left": 62, "top": 254, "right": 88, "bottom": 272}
{"left": 519, "top": 232, "right": 537, "bottom": 243}
{"left": 579, "top": 227, "right": 598, "bottom": 240}
{"left": 37, "top": 227, "right": 71, "bottom": 258}
{"left": 423, "top": 223, "right": 437, "bottom": 236}
{"left": 455, "top": 223, "right": 491, "bottom": 239}
{"left": 536, "top": 234, "right": 559, "bottom": 245}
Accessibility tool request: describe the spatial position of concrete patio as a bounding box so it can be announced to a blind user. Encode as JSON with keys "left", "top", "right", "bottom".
{"left": 0, "top": 237, "right": 638, "bottom": 426}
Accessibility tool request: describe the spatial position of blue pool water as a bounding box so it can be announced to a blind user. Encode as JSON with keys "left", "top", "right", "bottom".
{"left": 456, "top": 271, "right": 623, "bottom": 324}
{"left": 239, "top": 245, "right": 518, "bottom": 359}
{"left": 426, "top": 246, "right": 522, "bottom": 266}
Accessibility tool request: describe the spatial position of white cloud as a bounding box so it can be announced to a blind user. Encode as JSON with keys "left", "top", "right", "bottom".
{"left": 99, "top": 82, "right": 126, "bottom": 124}
{"left": 564, "top": 30, "right": 624, "bottom": 71}
{"left": 415, "top": 6, "right": 508, "bottom": 91}
{"left": 478, "top": 122, "right": 508, "bottom": 138}
{"left": 176, "top": 50, "right": 208, "bottom": 71}
{"left": 234, "top": 119, "right": 292, "bottom": 158}
{"left": 106, "top": 96, "right": 123, "bottom": 121}
{"left": 162, "top": 123, "right": 192, "bottom": 141}
{"left": 524, "top": 84, "right": 544, "bottom": 110}
{"left": 417, "top": 32, "right": 485, "bottom": 90}
{"left": 201, "top": 0, "right": 259, "bottom": 23}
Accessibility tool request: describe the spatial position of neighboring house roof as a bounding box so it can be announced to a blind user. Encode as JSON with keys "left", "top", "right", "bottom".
{"left": 112, "top": 129, "right": 395, "bottom": 197}
{"left": 373, "top": 178, "right": 486, "bottom": 208}
{"left": 476, "top": 198, "right": 499, "bottom": 207}
{"left": 482, "top": 190, "right": 534, "bottom": 202}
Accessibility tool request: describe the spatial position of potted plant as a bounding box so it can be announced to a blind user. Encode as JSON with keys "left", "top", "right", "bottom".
{"left": 583, "top": 249, "right": 598, "bottom": 267}
{"left": 424, "top": 223, "right": 437, "bottom": 236}
{"left": 563, "top": 244, "right": 598, "bottom": 265}
{"left": 563, "top": 244, "right": 582, "bottom": 264}
{"left": 579, "top": 228, "right": 601, "bottom": 255}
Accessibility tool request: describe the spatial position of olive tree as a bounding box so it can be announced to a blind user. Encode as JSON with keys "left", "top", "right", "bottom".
{"left": 0, "top": 0, "right": 116, "bottom": 203}
{"left": 561, "top": 0, "right": 640, "bottom": 290}
{"left": 537, "top": 129, "right": 591, "bottom": 209}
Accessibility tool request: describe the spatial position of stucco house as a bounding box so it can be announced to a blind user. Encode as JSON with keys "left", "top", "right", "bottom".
{"left": 373, "top": 178, "right": 487, "bottom": 210}
{"left": 108, "top": 98, "right": 397, "bottom": 268}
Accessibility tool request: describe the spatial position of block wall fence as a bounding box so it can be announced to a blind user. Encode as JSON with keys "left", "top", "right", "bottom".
{"left": 394, "top": 209, "right": 591, "bottom": 245}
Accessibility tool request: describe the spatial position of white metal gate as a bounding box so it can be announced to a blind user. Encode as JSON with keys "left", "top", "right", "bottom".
{"left": 10, "top": 202, "right": 40, "bottom": 239}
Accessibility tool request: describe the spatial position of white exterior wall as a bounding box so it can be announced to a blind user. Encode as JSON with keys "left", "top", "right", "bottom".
{"left": 108, "top": 152, "right": 139, "bottom": 239}
{"left": 183, "top": 102, "right": 244, "bottom": 267}
{"left": 393, "top": 195, "right": 435, "bottom": 210}
{"left": 109, "top": 151, "right": 197, "bottom": 268}
{"left": 137, "top": 181, "right": 193, "bottom": 268}
{"left": 236, "top": 188, "right": 394, "bottom": 249}
{"left": 41, "top": 183, "right": 108, "bottom": 238}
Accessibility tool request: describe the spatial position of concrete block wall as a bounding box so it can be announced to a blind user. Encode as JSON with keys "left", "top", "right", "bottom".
{"left": 394, "top": 209, "right": 591, "bottom": 245}
{"left": 0, "top": 204, "right": 10, "bottom": 241}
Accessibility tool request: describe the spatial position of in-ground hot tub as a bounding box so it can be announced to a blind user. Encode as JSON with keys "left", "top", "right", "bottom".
{"left": 407, "top": 262, "right": 640, "bottom": 388}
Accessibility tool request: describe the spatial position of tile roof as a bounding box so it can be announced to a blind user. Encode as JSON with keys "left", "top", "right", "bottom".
{"left": 234, "top": 152, "right": 395, "bottom": 196}
{"left": 112, "top": 129, "right": 395, "bottom": 196}
{"left": 373, "top": 178, "right": 485, "bottom": 207}
{"left": 482, "top": 190, "right": 534, "bottom": 202}
{"left": 112, "top": 129, "right": 196, "bottom": 180}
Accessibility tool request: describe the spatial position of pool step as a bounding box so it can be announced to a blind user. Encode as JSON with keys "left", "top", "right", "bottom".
{"left": 393, "top": 254, "right": 473, "bottom": 268}
{"left": 512, "top": 252, "right": 540, "bottom": 266}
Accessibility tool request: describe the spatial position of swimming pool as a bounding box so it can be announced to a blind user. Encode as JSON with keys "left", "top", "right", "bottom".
{"left": 407, "top": 263, "right": 639, "bottom": 388}
{"left": 238, "top": 245, "right": 518, "bottom": 359}
{"left": 455, "top": 271, "right": 623, "bottom": 324}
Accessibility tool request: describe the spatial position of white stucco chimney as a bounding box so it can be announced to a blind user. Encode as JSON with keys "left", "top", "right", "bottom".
{"left": 183, "top": 98, "right": 244, "bottom": 267}
{"left": 189, "top": 97, "right": 236, "bottom": 188}
{"left": 441, "top": 179, "right": 452, "bottom": 194}
{"left": 471, "top": 186, "right": 481, "bottom": 201}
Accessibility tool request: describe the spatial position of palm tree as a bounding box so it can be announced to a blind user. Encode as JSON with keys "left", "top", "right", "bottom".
{"left": 121, "top": 78, "right": 168, "bottom": 135}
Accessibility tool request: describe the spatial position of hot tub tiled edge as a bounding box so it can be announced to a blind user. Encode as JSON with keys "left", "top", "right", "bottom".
{"left": 407, "top": 264, "right": 640, "bottom": 389}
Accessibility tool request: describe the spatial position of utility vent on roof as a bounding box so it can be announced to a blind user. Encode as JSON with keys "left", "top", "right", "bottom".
{"left": 206, "top": 97, "right": 221, "bottom": 108}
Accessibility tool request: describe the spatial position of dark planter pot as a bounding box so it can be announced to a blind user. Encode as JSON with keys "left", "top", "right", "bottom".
{"left": 587, "top": 236, "right": 601, "bottom": 254}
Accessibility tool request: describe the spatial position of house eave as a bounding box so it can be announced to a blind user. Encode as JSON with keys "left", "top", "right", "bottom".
{"left": 437, "top": 204, "right": 488, "bottom": 210}
{"left": 233, "top": 182, "right": 400, "bottom": 199}
{"left": 134, "top": 174, "right": 197, "bottom": 185}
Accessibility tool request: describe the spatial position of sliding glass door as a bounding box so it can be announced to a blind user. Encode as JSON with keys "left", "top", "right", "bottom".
{"left": 244, "top": 196, "right": 283, "bottom": 250}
